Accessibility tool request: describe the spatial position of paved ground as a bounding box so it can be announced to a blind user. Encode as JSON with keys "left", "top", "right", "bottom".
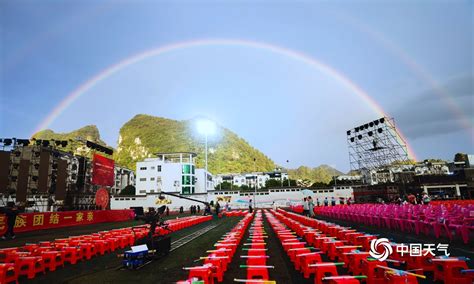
{"left": 1, "top": 210, "right": 472, "bottom": 283}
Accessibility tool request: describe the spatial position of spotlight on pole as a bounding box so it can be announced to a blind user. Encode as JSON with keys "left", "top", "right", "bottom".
{"left": 196, "top": 119, "right": 216, "bottom": 137}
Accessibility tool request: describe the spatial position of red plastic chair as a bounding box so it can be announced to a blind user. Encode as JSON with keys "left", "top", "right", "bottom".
{"left": 0, "top": 263, "right": 17, "bottom": 284}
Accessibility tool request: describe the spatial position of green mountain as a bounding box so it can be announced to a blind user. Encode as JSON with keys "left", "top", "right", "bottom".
{"left": 32, "top": 115, "right": 345, "bottom": 184}
{"left": 32, "top": 125, "right": 110, "bottom": 158}
{"left": 114, "top": 114, "right": 276, "bottom": 173}
{"left": 288, "top": 165, "right": 343, "bottom": 184}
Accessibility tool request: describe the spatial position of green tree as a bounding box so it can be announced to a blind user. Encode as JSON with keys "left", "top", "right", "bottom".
{"left": 454, "top": 153, "right": 468, "bottom": 162}
{"left": 215, "top": 181, "right": 233, "bottom": 190}
{"left": 240, "top": 185, "right": 251, "bottom": 191}
{"left": 119, "top": 185, "right": 136, "bottom": 195}
{"left": 265, "top": 179, "right": 282, "bottom": 188}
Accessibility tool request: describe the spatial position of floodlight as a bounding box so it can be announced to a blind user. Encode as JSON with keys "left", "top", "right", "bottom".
{"left": 346, "top": 130, "right": 351, "bottom": 136}
{"left": 196, "top": 119, "right": 216, "bottom": 136}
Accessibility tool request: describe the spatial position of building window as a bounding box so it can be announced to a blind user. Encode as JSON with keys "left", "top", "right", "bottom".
{"left": 139, "top": 190, "right": 146, "bottom": 193}
{"left": 139, "top": 178, "right": 146, "bottom": 181}
{"left": 150, "top": 177, "right": 155, "bottom": 181}
{"left": 151, "top": 166, "right": 155, "bottom": 170}
{"left": 182, "top": 175, "right": 191, "bottom": 185}
{"left": 182, "top": 164, "right": 192, "bottom": 174}
{"left": 182, "top": 186, "right": 191, "bottom": 195}
{"left": 140, "top": 167, "right": 147, "bottom": 170}
{"left": 157, "top": 165, "right": 161, "bottom": 172}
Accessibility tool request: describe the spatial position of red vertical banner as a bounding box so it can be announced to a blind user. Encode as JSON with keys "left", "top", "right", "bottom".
{"left": 91, "top": 154, "right": 114, "bottom": 186}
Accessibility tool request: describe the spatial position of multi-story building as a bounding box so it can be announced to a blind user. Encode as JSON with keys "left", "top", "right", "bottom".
{"left": 112, "top": 166, "right": 135, "bottom": 195}
{"left": 135, "top": 152, "right": 213, "bottom": 195}
{"left": 214, "top": 170, "right": 289, "bottom": 189}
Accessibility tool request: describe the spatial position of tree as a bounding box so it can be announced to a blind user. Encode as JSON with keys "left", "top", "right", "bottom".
{"left": 240, "top": 185, "right": 251, "bottom": 191}
{"left": 215, "top": 181, "right": 233, "bottom": 190}
{"left": 454, "top": 153, "right": 468, "bottom": 162}
{"left": 119, "top": 185, "right": 136, "bottom": 195}
{"left": 311, "top": 181, "right": 329, "bottom": 187}
{"left": 265, "top": 179, "right": 282, "bottom": 188}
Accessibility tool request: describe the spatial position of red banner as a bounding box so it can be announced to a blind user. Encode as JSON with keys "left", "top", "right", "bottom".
{"left": 0, "top": 209, "right": 134, "bottom": 235}
{"left": 95, "top": 188, "right": 110, "bottom": 209}
{"left": 91, "top": 154, "right": 114, "bottom": 186}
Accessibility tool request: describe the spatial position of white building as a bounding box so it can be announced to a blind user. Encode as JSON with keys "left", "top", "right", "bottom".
{"left": 135, "top": 152, "right": 213, "bottom": 195}
{"left": 214, "top": 171, "right": 289, "bottom": 190}
{"left": 112, "top": 166, "right": 135, "bottom": 195}
{"left": 110, "top": 185, "right": 355, "bottom": 211}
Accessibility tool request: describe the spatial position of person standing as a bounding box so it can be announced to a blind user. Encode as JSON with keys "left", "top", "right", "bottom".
{"left": 303, "top": 198, "right": 309, "bottom": 216}
{"left": 331, "top": 197, "right": 336, "bottom": 206}
{"left": 248, "top": 199, "right": 253, "bottom": 213}
{"left": 324, "top": 197, "right": 329, "bottom": 207}
{"left": 308, "top": 196, "right": 315, "bottom": 218}
{"left": 1, "top": 202, "right": 19, "bottom": 240}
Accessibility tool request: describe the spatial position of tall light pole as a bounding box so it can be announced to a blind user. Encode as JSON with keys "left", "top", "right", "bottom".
{"left": 253, "top": 158, "right": 256, "bottom": 209}
{"left": 197, "top": 119, "right": 216, "bottom": 193}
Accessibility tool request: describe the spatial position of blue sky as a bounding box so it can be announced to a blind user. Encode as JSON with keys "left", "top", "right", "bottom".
{"left": 1, "top": 0, "right": 472, "bottom": 171}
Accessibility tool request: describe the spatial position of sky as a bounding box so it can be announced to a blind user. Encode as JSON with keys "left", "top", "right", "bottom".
{"left": 1, "top": 0, "right": 473, "bottom": 172}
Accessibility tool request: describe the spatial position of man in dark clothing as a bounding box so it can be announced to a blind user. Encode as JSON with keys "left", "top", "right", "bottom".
{"left": 145, "top": 207, "right": 158, "bottom": 239}
{"left": 248, "top": 199, "right": 253, "bottom": 213}
{"left": 1, "top": 202, "right": 19, "bottom": 240}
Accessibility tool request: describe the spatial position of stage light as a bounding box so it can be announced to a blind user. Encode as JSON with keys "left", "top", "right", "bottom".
{"left": 378, "top": 128, "right": 383, "bottom": 133}
{"left": 347, "top": 130, "right": 351, "bottom": 136}
{"left": 358, "top": 135, "right": 363, "bottom": 140}
{"left": 34, "top": 163, "right": 40, "bottom": 169}
{"left": 368, "top": 131, "right": 373, "bottom": 137}
{"left": 360, "top": 125, "right": 364, "bottom": 130}
{"left": 32, "top": 176, "right": 38, "bottom": 182}
{"left": 42, "top": 140, "right": 50, "bottom": 147}
{"left": 355, "top": 127, "right": 359, "bottom": 132}
{"left": 36, "top": 140, "right": 42, "bottom": 146}
{"left": 374, "top": 120, "right": 379, "bottom": 126}
{"left": 34, "top": 151, "right": 40, "bottom": 157}
{"left": 369, "top": 122, "right": 374, "bottom": 127}
{"left": 380, "top": 118, "right": 385, "bottom": 124}
{"left": 61, "top": 141, "right": 68, "bottom": 147}
{"left": 55, "top": 140, "right": 62, "bottom": 146}
{"left": 350, "top": 137, "right": 355, "bottom": 143}
{"left": 364, "top": 124, "right": 369, "bottom": 129}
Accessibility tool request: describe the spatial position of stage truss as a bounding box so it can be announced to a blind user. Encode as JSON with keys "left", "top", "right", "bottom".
{"left": 347, "top": 117, "right": 409, "bottom": 171}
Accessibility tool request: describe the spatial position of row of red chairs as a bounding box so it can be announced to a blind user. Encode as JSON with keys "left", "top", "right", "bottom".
{"left": 278, "top": 208, "right": 473, "bottom": 284}
{"left": 221, "top": 210, "right": 249, "bottom": 217}
{"left": 266, "top": 209, "right": 366, "bottom": 284}
{"left": 238, "top": 210, "right": 275, "bottom": 283}
{"left": 314, "top": 203, "right": 474, "bottom": 244}
{"left": 0, "top": 215, "right": 212, "bottom": 283}
{"left": 178, "top": 213, "right": 254, "bottom": 284}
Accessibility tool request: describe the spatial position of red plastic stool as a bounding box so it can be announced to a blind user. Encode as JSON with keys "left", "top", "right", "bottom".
{"left": 62, "top": 247, "right": 82, "bottom": 265}
{"left": 322, "top": 275, "right": 367, "bottom": 284}
{"left": 0, "top": 263, "right": 17, "bottom": 284}
{"left": 310, "top": 262, "right": 341, "bottom": 284}
{"left": 433, "top": 258, "right": 469, "bottom": 283}
{"left": 184, "top": 264, "right": 214, "bottom": 284}
{"left": 244, "top": 265, "right": 272, "bottom": 280}
{"left": 300, "top": 252, "right": 323, "bottom": 278}
{"left": 78, "top": 243, "right": 96, "bottom": 260}
{"left": 360, "top": 259, "right": 386, "bottom": 284}
{"left": 384, "top": 271, "right": 418, "bottom": 284}
{"left": 40, "top": 251, "right": 64, "bottom": 272}
{"left": 345, "top": 252, "right": 369, "bottom": 275}
{"left": 16, "top": 256, "right": 45, "bottom": 279}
